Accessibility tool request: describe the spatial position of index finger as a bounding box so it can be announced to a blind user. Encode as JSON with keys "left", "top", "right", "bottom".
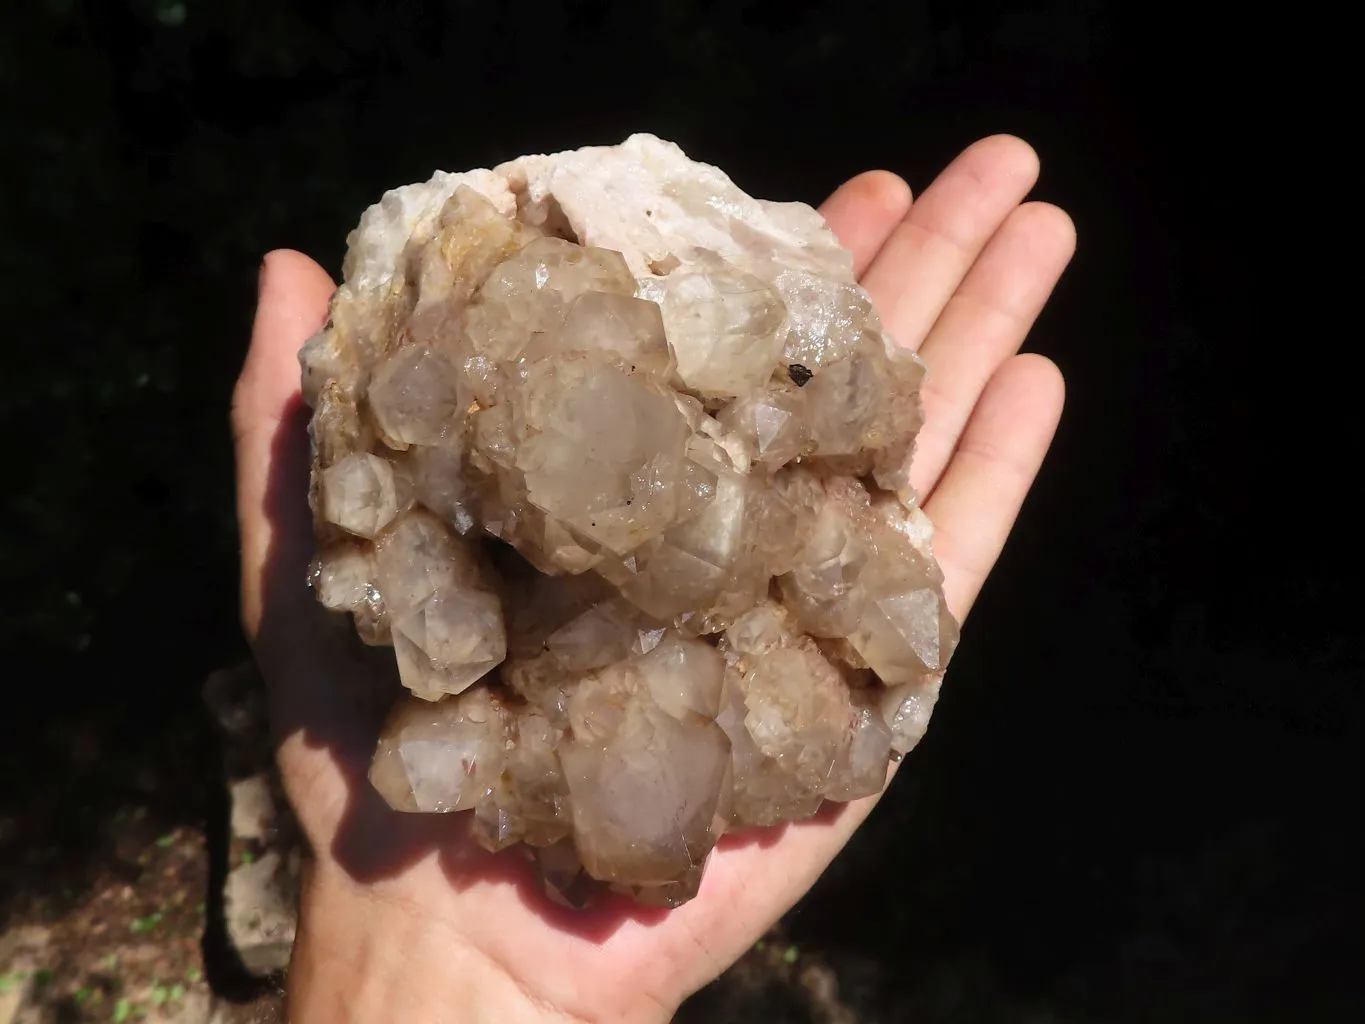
{"left": 817, "top": 170, "right": 914, "bottom": 275}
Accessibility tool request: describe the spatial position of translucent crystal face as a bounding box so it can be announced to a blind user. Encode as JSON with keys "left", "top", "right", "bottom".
{"left": 302, "top": 135, "right": 959, "bottom": 908}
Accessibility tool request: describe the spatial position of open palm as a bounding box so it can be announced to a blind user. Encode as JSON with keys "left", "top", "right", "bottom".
{"left": 232, "top": 135, "right": 1073, "bottom": 1022}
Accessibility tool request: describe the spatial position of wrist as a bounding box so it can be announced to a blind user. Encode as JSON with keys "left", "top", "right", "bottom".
{"left": 286, "top": 865, "right": 576, "bottom": 1024}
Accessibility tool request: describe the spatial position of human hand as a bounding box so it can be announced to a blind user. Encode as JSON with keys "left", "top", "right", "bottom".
{"left": 231, "top": 134, "right": 1074, "bottom": 1023}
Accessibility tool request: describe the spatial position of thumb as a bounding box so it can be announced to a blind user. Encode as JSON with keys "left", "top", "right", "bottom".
{"left": 233, "top": 252, "right": 386, "bottom": 841}
{"left": 233, "top": 249, "right": 336, "bottom": 640}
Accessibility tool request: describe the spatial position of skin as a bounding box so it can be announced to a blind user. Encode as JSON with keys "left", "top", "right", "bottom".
{"left": 232, "top": 134, "right": 1075, "bottom": 1023}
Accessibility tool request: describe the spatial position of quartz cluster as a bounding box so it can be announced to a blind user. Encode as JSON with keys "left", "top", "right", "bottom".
{"left": 301, "top": 134, "right": 959, "bottom": 908}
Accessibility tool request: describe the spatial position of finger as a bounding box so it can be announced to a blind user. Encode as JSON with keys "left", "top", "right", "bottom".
{"left": 860, "top": 135, "right": 1041, "bottom": 351}
{"left": 817, "top": 170, "right": 914, "bottom": 275}
{"left": 233, "top": 249, "right": 336, "bottom": 638}
{"left": 910, "top": 201, "right": 1076, "bottom": 494}
{"left": 231, "top": 252, "right": 372, "bottom": 844}
{"left": 923, "top": 353, "right": 1065, "bottom": 620}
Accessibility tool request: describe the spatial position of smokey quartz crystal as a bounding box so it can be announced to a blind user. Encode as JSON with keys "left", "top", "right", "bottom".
{"left": 301, "top": 134, "right": 959, "bottom": 908}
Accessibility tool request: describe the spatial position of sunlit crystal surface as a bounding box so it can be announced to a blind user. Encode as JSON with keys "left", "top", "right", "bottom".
{"left": 303, "top": 134, "right": 959, "bottom": 908}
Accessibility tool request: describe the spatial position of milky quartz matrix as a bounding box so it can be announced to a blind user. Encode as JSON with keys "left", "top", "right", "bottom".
{"left": 301, "top": 133, "right": 960, "bottom": 908}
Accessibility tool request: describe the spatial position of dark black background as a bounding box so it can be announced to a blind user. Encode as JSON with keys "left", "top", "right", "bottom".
{"left": 2, "top": 1, "right": 1356, "bottom": 1020}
